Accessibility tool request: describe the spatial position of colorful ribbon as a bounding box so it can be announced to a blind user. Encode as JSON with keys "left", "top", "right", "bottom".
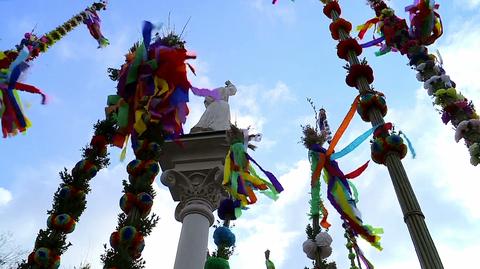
{"left": 223, "top": 142, "right": 283, "bottom": 211}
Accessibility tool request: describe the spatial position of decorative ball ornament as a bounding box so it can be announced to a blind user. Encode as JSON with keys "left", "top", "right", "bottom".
{"left": 58, "top": 185, "right": 73, "bottom": 199}
{"left": 144, "top": 160, "right": 160, "bottom": 178}
{"left": 72, "top": 159, "right": 98, "bottom": 179}
{"left": 119, "top": 193, "right": 136, "bottom": 214}
{"left": 213, "top": 226, "right": 236, "bottom": 247}
{"left": 129, "top": 234, "right": 145, "bottom": 258}
{"left": 34, "top": 247, "right": 51, "bottom": 266}
{"left": 371, "top": 135, "right": 407, "bottom": 164}
{"left": 109, "top": 227, "right": 145, "bottom": 258}
{"left": 319, "top": 245, "right": 333, "bottom": 259}
{"left": 127, "top": 159, "right": 142, "bottom": 175}
{"left": 119, "top": 226, "right": 137, "bottom": 244}
{"left": 147, "top": 142, "right": 162, "bottom": 161}
{"left": 47, "top": 214, "right": 76, "bottom": 233}
{"left": 90, "top": 135, "right": 108, "bottom": 155}
{"left": 329, "top": 18, "right": 352, "bottom": 40}
{"left": 33, "top": 247, "right": 60, "bottom": 268}
{"left": 51, "top": 255, "right": 61, "bottom": 269}
{"left": 357, "top": 93, "right": 388, "bottom": 122}
{"left": 345, "top": 64, "right": 374, "bottom": 88}
{"left": 136, "top": 192, "right": 153, "bottom": 216}
{"left": 323, "top": 0, "right": 341, "bottom": 19}
{"left": 302, "top": 239, "right": 318, "bottom": 260}
{"left": 127, "top": 159, "right": 159, "bottom": 179}
{"left": 315, "top": 232, "right": 333, "bottom": 247}
{"left": 217, "top": 198, "right": 238, "bottom": 221}
{"left": 109, "top": 231, "right": 120, "bottom": 250}
{"left": 204, "top": 256, "right": 230, "bottom": 269}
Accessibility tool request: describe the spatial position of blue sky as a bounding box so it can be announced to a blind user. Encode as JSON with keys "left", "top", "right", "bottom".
{"left": 1, "top": 0, "right": 480, "bottom": 268}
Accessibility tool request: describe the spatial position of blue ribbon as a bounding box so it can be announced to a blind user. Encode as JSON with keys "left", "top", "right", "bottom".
{"left": 331, "top": 125, "right": 379, "bottom": 160}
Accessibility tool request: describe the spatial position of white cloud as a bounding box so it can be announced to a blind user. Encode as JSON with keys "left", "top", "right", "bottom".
{"left": 456, "top": 0, "right": 480, "bottom": 8}
{"left": 0, "top": 187, "right": 12, "bottom": 207}
{"left": 263, "top": 81, "right": 295, "bottom": 104}
{"left": 225, "top": 160, "right": 309, "bottom": 268}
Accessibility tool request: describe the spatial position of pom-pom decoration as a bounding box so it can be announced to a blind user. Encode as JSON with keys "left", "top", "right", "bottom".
{"left": 119, "top": 226, "right": 138, "bottom": 244}
{"left": 345, "top": 64, "right": 374, "bottom": 88}
{"left": 204, "top": 256, "right": 230, "bottom": 269}
{"left": 119, "top": 193, "right": 136, "bottom": 214}
{"left": 455, "top": 119, "right": 480, "bottom": 144}
{"left": 337, "top": 38, "right": 362, "bottom": 61}
{"left": 302, "top": 239, "right": 318, "bottom": 260}
{"left": 329, "top": 18, "right": 352, "bottom": 40}
{"left": 90, "top": 135, "right": 108, "bottom": 154}
{"left": 217, "top": 198, "right": 241, "bottom": 221}
{"left": 319, "top": 245, "right": 333, "bottom": 259}
{"left": 136, "top": 192, "right": 153, "bottom": 216}
{"left": 47, "top": 214, "right": 76, "bottom": 234}
{"left": 323, "top": 0, "right": 341, "bottom": 19}
{"left": 126, "top": 159, "right": 160, "bottom": 180}
{"left": 109, "top": 231, "right": 120, "bottom": 250}
{"left": 213, "top": 226, "right": 236, "bottom": 248}
{"left": 110, "top": 226, "right": 145, "bottom": 258}
{"left": 315, "top": 232, "right": 333, "bottom": 247}
{"left": 72, "top": 159, "right": 98, "bottom": 179}
{"left": 58, "top": 185, "right": 85, "bottom": 200}
{"left": 371, "top": 134, "right": 407, "bottom": 164}
{"left": 356, "top": 92, "right": 387, "bottom": 122}
{"left": 33, "top": 247, "right": 60, "bottom": 269}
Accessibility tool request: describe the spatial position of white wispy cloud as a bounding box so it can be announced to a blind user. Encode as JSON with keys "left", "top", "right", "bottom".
{"left": 0, "top": 187, "right": 12, "bottom": 207}
{"left": 263, "top": 81, "right": 295, "bottom": 104}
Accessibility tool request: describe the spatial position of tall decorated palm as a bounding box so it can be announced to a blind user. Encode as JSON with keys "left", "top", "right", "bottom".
{"left": 0, "top": 1, "right": 109, "bottom": 137}
{"left": 357, "top": 0, "right": 480, "bottom": 166}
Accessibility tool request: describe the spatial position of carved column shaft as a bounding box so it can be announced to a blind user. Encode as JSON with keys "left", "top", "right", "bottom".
{"left": 159, "top": 132, "right": 230, "bottom": 269}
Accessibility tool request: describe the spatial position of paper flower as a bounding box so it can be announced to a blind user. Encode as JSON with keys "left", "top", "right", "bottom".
{"left": 455, "top": 119, "right": 480, "bottom": 143}
{"left": 315, "top": 232, "right": 333, "bottom": 247}
{"left": 424, "top": 75, "right": 452, "bottom": 96}
{"left": 346, "top": 64, "right": 374, "bottom": 88}
{"left": 329, "top": 18, "right": 352, "bottom": 40}
{"left": 319, "top": 245, "right": 333, "bottom": 259}
{"left": 337, "top": 38, "right": 362, "bottom": 60}
{"left": 302, "top": 239, "right": 317, "bottom": 260}
{"left": 323, "top": 0, "right": 341, "bottom": 19}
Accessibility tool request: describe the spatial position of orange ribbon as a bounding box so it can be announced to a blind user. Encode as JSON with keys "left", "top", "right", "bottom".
{"left": 311, "top": 95, "right": 360, "bottom": 186}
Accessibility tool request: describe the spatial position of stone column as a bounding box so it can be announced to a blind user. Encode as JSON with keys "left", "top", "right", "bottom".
{"left": 159, "top": 131, "right": 229, "bottom": 269}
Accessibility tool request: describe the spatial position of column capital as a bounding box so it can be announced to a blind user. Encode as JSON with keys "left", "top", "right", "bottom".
{"left": 161, "top": 167, "right": 227, "bottom": 225}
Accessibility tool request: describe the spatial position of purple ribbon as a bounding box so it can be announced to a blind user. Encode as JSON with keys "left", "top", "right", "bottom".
{"left": 245, "top": 153, "right": 284, "bottom": 193}
{"left": 360, "top": 36, "right": 385, "bottom": 48}
{"left": 191, "top": 86, "right": 222, "bottom": 100}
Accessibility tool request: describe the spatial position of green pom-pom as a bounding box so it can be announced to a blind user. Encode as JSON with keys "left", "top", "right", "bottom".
{"left": 204, "top": 257, "right": 230, "bottom": 269}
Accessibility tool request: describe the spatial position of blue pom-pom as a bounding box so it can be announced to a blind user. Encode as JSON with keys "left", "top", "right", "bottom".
{"left": 213, "top": 226, "right": 236, "bottom": 247}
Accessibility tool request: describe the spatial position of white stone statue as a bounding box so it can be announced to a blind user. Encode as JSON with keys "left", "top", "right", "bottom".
{"left": 190, "top": 80, "right": 237, "bottom": 133}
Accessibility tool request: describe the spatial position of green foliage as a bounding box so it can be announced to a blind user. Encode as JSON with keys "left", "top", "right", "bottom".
{"left": 100, "top": 244, "right": 147, "bottom": 269}
{"left": 159, "top": 32, "right": 186, "bottom": 49}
